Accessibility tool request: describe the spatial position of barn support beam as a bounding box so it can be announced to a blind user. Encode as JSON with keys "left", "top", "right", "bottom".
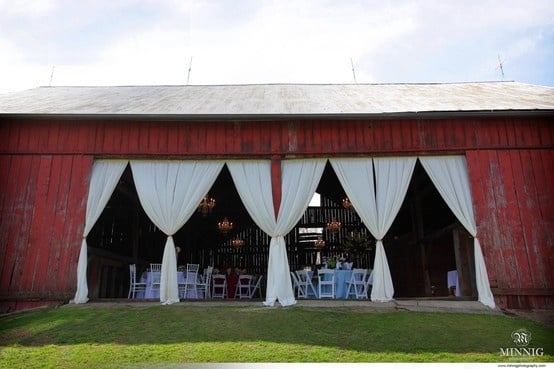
{"left": 271, "top": 155, "right": 282, "bottom": 220}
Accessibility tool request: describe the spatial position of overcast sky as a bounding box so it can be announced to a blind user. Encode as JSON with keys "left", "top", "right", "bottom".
{"left": 1, "top": 0, "right": 553, "bottom": 94}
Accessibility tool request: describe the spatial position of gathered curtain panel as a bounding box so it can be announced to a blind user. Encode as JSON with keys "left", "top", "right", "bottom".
{"left": 70, "top": 159, "right": 128, "bottom": 304}
{"left": 227, "top": 159, "right": 326, "bottom": 306}
{"left": 419, "top": 156, "right": 495, "bottom": 308}
{"left": 330, "top": 157, "right": 417, "bottom": 302}
{"left": 130, "top": 160, "right": 224, "bottom": 305}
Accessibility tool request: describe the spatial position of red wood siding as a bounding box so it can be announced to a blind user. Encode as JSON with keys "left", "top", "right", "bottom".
{"left": 2, "top": 117, "right": 552, "bottom": 156}
{"left": 0, "top": 115, "right": 552, "bottom": 310}
{"left": 0, "top": 154, "right": 91, "bottom": 309}
{"left": 467, "top": 149, "right": 554, "bottom": 309}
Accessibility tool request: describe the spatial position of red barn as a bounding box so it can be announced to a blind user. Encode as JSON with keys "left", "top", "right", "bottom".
{"left": 0, "top": 82, "right": 552, "bottom": 312}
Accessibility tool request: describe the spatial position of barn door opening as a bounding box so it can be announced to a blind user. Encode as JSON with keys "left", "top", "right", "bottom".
{"left": 86, "top": 163, "right": 264, "bottom": 299}
{"left": 385, "top": 161, "right": 476, "bottom": 298}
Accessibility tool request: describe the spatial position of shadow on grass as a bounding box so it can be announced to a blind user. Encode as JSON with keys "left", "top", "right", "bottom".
{"left": 1, "top": 305, "right": 553, "bottom": 356}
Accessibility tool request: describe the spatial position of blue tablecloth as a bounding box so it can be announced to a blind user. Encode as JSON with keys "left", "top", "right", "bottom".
{"left": 136, "top": 271, "right": 202, "bottom": 299}
{"left": 334, "top": 270, "right": 353, "bottom": 298}
{"left": 308, "top": 269, "right": 353, "bottom": 299}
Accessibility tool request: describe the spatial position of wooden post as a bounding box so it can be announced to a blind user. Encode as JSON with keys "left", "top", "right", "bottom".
{"left": 413, "top": 180, "right": 432, "bottom": 296}
{"left": 271, "top": 155, "right": 282, "bottom": 221}
{"left": 453, "top": 226, "right": 476, "bottom": 297}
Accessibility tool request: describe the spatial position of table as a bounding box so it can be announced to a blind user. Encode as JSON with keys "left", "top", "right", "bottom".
{"left": 226, "top": 274, "right": 239, "bottom": 298}
{"left": 136, "top": 271, "right": 203, "bottom": 299}
{"left": 447, "top": 270, "right": 461, "bottom": 297}
{"left": 307, "top": 269, "right": 356, "bottom": 299}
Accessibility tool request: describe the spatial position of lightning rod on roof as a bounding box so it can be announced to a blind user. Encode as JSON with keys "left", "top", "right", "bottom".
{"left": 350, "top": 57, "right": 357, "bottom": 83}
{"left": 187, "top": 56, "right": 193, "bottom": 85}
{"left": 497, "top": 55, "right": 505, "bottom": 81}
{"left": 49, "top": 66, "right": 55, "bottom": 86}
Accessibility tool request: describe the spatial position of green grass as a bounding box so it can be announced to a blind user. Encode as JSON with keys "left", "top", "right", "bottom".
{"left": 1, "top": 304, "right": 553, "bottom": 368}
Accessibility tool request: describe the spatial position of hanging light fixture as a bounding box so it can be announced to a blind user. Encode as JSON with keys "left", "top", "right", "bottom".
{"left": 232, "top": 236, "right": 244, "bottom": 249}
{"left": 314, "top": 237, "right": 326, "bottom": 249}
{"left": 326, "top": 219, "right": 342, "bottom": 233}
{"left": 217, "top": 217, "right": 234, "bottom": 234}
{"left": 342, "top": 197, "right": 353, "bottom": 210}
{"left": 197, "top": 195, "right": 216, "bottom": 216}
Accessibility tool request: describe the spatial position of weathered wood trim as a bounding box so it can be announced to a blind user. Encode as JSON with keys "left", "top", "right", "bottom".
{"left": 1, "top": 117, "right": 552, "bottom": 157}
{"left": 492, "top": 288, "right": 554, "bottom": 296}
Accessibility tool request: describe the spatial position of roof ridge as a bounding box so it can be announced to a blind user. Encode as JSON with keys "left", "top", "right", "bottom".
{"left": 36, "top": 81, "right": 520, "bottom": 89}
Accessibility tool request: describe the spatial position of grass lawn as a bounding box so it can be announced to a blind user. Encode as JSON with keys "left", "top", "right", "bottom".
{"left": 1, "top": 304, "right": 553, "bottom": 368}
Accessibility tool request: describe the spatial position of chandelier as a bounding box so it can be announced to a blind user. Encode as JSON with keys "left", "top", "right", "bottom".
{"left": 314, "top": 238, "right": 326, "bottom": 249}
{"left": 326, "top": 219, "right": 342, "bottom": 233}
{"left": 217, "top": 217, "right": 234, "bottom": 234}
{"left": 342, "top": 197, "right": 353, "bottom": 210}
{"left": 232, "top": 236, "right": 245, "bottom": 249}
{"left": 197, "top": 195, "right": 216, "bottom": 216}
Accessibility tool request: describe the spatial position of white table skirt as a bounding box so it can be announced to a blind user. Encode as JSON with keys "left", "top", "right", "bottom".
{"left": 306, "top": 269, "right": 372, "bottom": 299}
{"left": 135, "top": 271, "right": 204, "bottom": 299}
{"left": 447, "top": 270, "right": 461, "bottom": 296}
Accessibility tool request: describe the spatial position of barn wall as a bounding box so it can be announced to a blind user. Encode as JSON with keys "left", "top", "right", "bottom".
{"left": 1, "top": 117, "right": 552, "bottom": 156}
{"left": 0, "top": 153, "right": 91, "bottom": 313}
{"left": 1, "top": 116, "right": 552, "bottom": 310}
{"left": 467, "top": 148, "right": 554, "bottom": 309}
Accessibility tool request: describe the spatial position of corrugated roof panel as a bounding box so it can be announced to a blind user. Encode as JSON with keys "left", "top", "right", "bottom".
{"left": 0, "top": 82, "right": 553, "bottom": 116}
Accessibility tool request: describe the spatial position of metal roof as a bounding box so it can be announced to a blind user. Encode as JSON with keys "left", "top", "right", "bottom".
{"left": 0, "top": 82, "right": 553, "bottom": 118}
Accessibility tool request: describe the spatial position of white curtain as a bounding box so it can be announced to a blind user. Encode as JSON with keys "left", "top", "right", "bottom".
{"left": 70, "top": 160, "right": 128, "bottom": 304}
{"left": 228, "top": 159, "right": 326, "bottom": 306}
{"left": 130, "top": 160, "right": 224, "bottom": 304}
{"left": 419, "top": 156, "right": 496, "bottom": 308}
{"left": 331, "top": 157, "right": 416, "bottom": 302}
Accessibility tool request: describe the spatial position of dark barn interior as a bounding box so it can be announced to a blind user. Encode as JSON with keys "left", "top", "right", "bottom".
{"left": 87, "top": 160, "right": 475, "bottom": 300}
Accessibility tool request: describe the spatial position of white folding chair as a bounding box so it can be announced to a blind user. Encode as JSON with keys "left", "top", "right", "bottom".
{"left": 295, "top": 270, "right": 317, "bottom": 298}
{"left": 235, "top": 274, "right": 254, "bottom": 299}
{"left": 149, "top": 263, "right": 162, "bottom": 272}
{"left": 249, "top": 275, "right": 263, "bottom": 298}
{"left": 149, "top": 263, "right": 162, "bottom": 295}
{"left": 196, "top": 266, "right": 213, "bottom": 299}
{"left": 211, "top": 274, "right": 227, "bottom": 299}
{"left": 363, "top": 269, "right": 373, "bottom": 298}
{"left": 182, "top": 263, "right": 200, "bottom": 299}
{"left": 128, "top": 264, "right": 146, "bottom": 299}
{"left": 345, "top": 268, "right": 368, "bottom": 299}
{"left": 317, "top": 269, "right": 335, "bottom": 299}
{"left": 290, "top": 272, "right": 303, "bottom": 298}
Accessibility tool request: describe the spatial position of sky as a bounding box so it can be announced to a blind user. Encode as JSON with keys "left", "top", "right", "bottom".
{"left": 1, "top": 0, "right": 553, "bottom": 94}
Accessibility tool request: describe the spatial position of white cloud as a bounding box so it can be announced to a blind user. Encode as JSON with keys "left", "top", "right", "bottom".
{"left": 0, "top": 0, "right": 553, "bottom": 94}
{"left": 0, "top": 0, "right": 57, "bottom": 17}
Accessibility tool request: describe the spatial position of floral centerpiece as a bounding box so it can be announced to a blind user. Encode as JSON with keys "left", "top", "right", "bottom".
{"left": 343, "top": 230, "right": 373, "bottom": 254}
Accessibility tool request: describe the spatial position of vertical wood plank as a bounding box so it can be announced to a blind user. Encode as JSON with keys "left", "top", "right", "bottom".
{"left": 496, "top": 151, "right": 531, "bottom": 289}
{"left": 0, "top": 155, "right": 18, "bottom": 286}
{"left": 17, "top": 156, "right": 41, "bottom": 292}
{"left": 466, "top": 150, "right": 498, "bottom": 284}
{"left": 516, "top": 150, "right": 548, "bottom": 307}
{"left": 271, "top": 156, "right": 282, "bottom": 220}
{"left": 0, "top": 156, "right": 28, "bottom": 290}
{"left": 203, "top": 122, "right": 216, "bottom": 155}
{"left": 528, "top": 150, "right": 554, "bottom": 285}
{"left": 269, "top": 122, "right": 281, "bottom": 154}
{"left": 58, "top": 156, "right": 91, "bottom": 292}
